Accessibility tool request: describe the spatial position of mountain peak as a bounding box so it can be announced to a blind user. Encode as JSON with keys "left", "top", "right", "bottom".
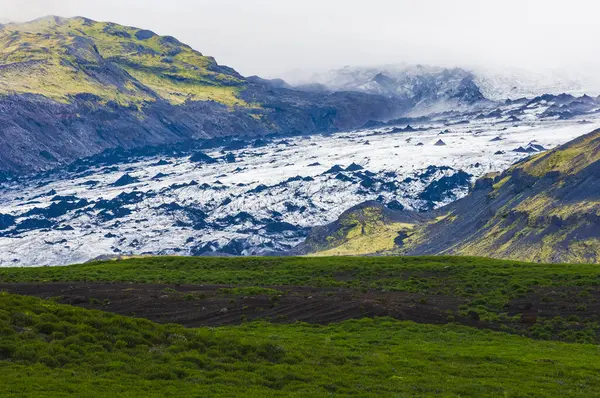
{"left": 0, "top": 16, "right": 247, "bottom": 106}
{"left": 2, "top": 15, "right": 91, "bottom": 32}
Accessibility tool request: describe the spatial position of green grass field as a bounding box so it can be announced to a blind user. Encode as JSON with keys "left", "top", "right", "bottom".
{"left": 3, "top": 256, "right": 600, "bottom": 339}
{"left": 1, "top": 293, "right": 599, "bottom": 397}
{"left": 2, "top": 256, "right": 600, "bottom": 396}
{"left": 4, "top": 256, "right": 600, "bottom": 291}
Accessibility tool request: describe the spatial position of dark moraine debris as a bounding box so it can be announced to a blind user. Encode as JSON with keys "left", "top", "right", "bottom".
{"left": 419, "top": 171, "right": 472, "bottom": 204}
{"left": 253, "top": 139, "right": 270, "bottom": 147}
{"left": 0, "top": 213, "right": 16, "bottom": 230}
{"left": 345, "top": 163, "right": 364, "bottom": 172}
{"left": 81, "top": 180, "right": 100, "bottom": 187}
{"left": 323, "top": 165, "right": 345, "bottom": 174}
{"left": 25, "top": 198, "right": 89, "bottom": 219}
{"left": 150, "top": 159, "right": 171, "bottom": 167}
{"left": 390, "top": 125, "right": 415, "bottom": 133}
{"left": 15, "top": 218, "right": 55, "bottom": 231}
{"left": 189, "top": 151, "right": 217, "bottom": 164}
{"left": 56, "top": 225, "right": 75, "bottom": 231}
{"left": 528, "top": 143, "right": 546, "bottom": 152}
{"left": 264, "top": 221, "right": 301, "bottom": 234}
{"left": 335, "top": 173, "right": 354, "bottom": 183}
{"left": 111, "top": 174, "right": 139, "bottom": 187}
{"left": 152, "top": 172, "right": 169, "bottom": 180}
{"left": 248, "top": 184, "right": 269, "bottom": 194}
{"left": 223, "top": 153, "right": 236, "bottom": 163}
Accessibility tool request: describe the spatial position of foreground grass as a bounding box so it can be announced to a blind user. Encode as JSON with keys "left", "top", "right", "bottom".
{"left": 1, "top": 293, "right": 599, "bottom": 397}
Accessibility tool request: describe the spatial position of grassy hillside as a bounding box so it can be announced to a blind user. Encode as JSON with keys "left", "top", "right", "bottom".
{"left": 297, "top": 129, "right": 600, "bottom": 263}
{"left": 422, "top": 129, "right": 600, "bottom": 262}
{"left": 3, "top": 256, "right": 600, "bottom": 343}
{"left": 307, "top": 206, "right": 417, "bottom": 256}
{"left": 0, "top": 16, "right": 249, "bottom": 106}
{"left": 1, "top": 292, "right": 600, "bottom": 397}
{"left": 293, "top": 201, "right": 427, "bottom": 256}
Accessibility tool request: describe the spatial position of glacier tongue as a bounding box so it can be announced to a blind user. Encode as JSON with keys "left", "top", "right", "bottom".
{"left": 1, "top": 97, "right": 599, "bottom": 266}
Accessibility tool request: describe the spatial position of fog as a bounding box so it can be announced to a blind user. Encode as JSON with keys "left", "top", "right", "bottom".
{"left": 1, "top": 0, "right": 598, "bottom": 78}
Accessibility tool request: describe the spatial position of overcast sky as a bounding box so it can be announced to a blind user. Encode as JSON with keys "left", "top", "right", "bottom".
{"left": 1, "top": 0, "right": 598, "bottom": 78}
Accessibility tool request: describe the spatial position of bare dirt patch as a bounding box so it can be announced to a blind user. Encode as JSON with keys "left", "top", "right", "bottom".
{"left": 0, "top": 282, "right": 466, "bottom": 327}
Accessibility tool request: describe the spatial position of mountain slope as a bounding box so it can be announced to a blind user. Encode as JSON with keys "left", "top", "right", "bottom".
{"left": 408, "top": 129, "right": 600, "bottom": 263}
{"left": 297, "top": 129, "right": 600, "bottom": 263}
{"left": 292, "top": 201, "right": 428, "bottom": 256}
{"left": 0, "top": 16, "right": 246, "bottom": 105}
{"left": 0, "top": 16, "right": 407, "bottom": 174}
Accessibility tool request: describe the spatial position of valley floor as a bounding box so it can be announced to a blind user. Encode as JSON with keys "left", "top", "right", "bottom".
{"left": 1, "top": 256, "right": 600, "bottom": 396}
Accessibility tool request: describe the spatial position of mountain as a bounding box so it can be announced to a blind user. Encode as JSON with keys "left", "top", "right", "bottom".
{"left": 287, "top": 65, "right": 490, "bottom": 115}
{"left": 285, "top": 64, "right": 600, "bottom": 107}
{"left": 294, "top": 128, "right": 600, "bottom": 263}
{"left": 2, "top": 94, "right": 598, "bottom": 266}
{"left": 0, "top": 16, "right": 408, "bottom": 174}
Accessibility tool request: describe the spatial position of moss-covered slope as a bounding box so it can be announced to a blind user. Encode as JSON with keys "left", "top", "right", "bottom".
{"left": 297, "top": 129, "right": 600, "bottom": 263}
{"left": 419, "top": 128, "right": 600, "bottom": 263}
{"left": 0, "top": 16, "right": 247, "bottom": 106}
{"left": 291, "top": 201, "right": 429, "bottom": 256}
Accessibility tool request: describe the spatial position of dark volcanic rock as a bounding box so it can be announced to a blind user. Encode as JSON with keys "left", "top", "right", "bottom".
{"left": 190, "top": 152, "right": 217, "bottom": 164}
{"left": 111, "top": 174, "right": 139, "bottom": 187}
{"left": 0, "top": 213, "right": 15, "bottom": 230}
{"left": 386, "top": 200, "right": 405, "bottom": 211}
{"left": 323, "top": 165, "right": 345, "bottom": 174}
{"left": 0, "top": 71, "right": 407, "bottom": 176}
{"left": 419, "top": 171, "right": 472, "bottom": 206}
{"left": 345, "top": 163, "right": 364, "bottom": 172}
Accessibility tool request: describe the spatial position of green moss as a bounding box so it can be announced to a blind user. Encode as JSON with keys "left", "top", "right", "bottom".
{"left": 517, "top": 132, "right": 600, "bottom": 177}
{"left": 492, "top": 175, "right": 511, "bottom": 191}
{"left": 309, "top": 206, "right": 415, "bottom": 256}
{"left": 0, "top": 17, "right": 253, "bottom": 107}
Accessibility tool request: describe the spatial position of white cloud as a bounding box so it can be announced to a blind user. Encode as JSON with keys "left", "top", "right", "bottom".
{"left": 1, "top": 0, "right": 598, "bottom": 78}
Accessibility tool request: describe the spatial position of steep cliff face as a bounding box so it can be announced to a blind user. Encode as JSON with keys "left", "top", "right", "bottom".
{"left": 0, "top": 16, "right": 408, "bottom": 173}
{"left": 296, "top": 129, "right": 600, "bottom": 263}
